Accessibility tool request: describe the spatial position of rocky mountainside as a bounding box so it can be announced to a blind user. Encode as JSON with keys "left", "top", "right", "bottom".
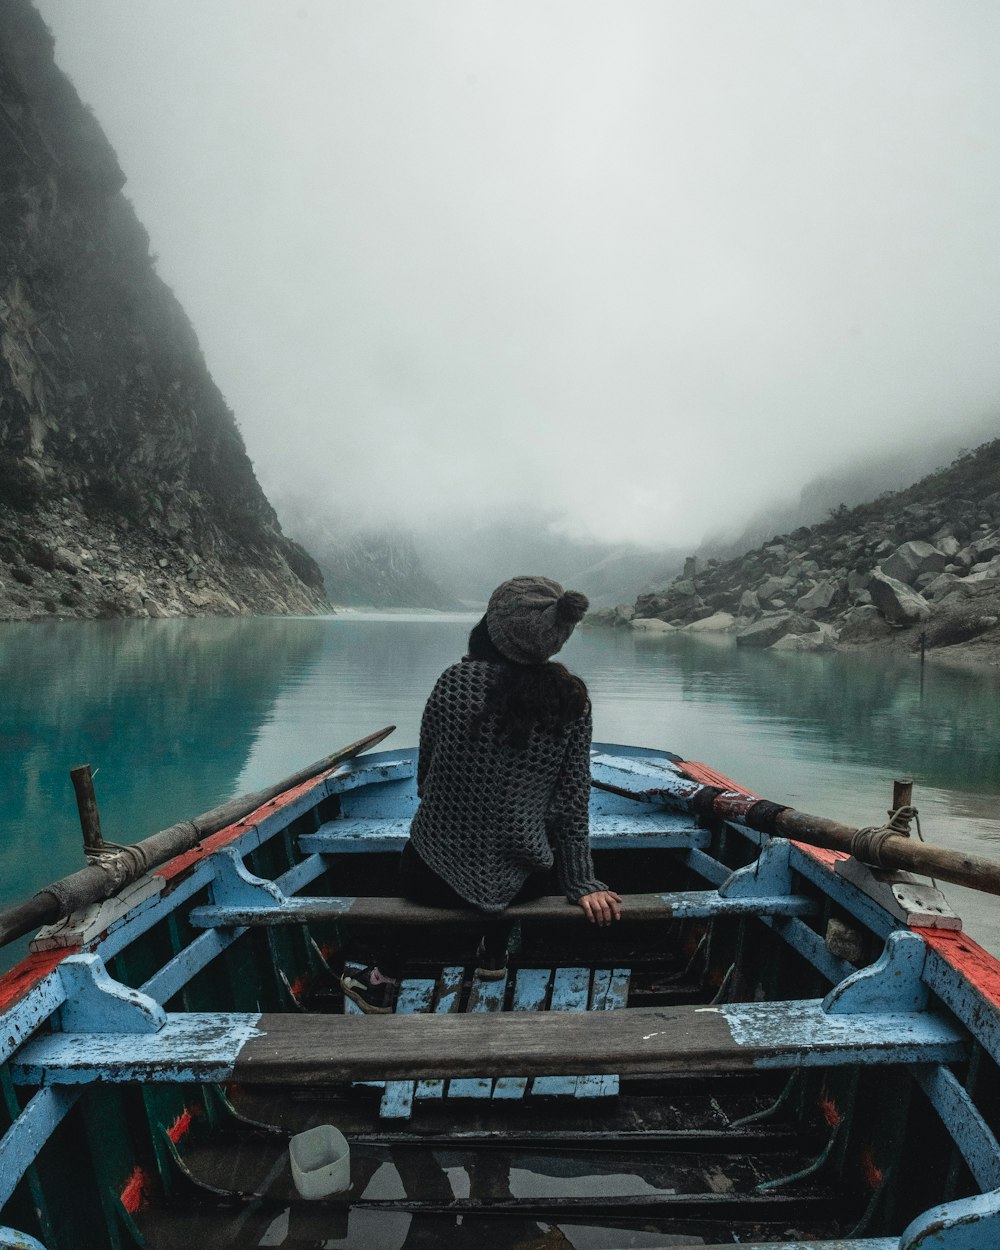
{"left": 0, "top": 2, "right": 328, "bottom": 620}
{"left": 278, "top": 500, "right": 457, "bottom": 609}
{"left": 599, "top": 436, "right": 1000, "bottom": 661}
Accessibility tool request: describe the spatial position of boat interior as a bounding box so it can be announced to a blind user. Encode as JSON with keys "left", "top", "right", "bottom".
{"left": 2, "top": 744, "right": 999, "bottom": 1250}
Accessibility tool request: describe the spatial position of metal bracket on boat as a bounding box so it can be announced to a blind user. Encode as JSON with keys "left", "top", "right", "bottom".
{"left": 55, "top": 953, "right": 166, "bottom": 1034}
{"left": 717, "top": 838, "right": 796, "bottom": 901}
{"left": 207, "top": 847, "right": 290, "bottom": 911}
{"left": 835, "top": 857, "right": 962, "bottom": 931}
{"left": 822, "top": 930, "right": 928, "bottom": 1015}
{"left": 900, "top": 1185, "right": 1000, "bottom": 1249}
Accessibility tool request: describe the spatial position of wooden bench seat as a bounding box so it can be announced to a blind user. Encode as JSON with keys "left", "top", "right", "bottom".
{"left": 13, "top": 998, "right": 966, "bottom": 1088}
{"left": 299, "top": 809, "right": 707, "bottom": 856}
{"left": 188, "top": 888, "right": 816, "bottom": 929}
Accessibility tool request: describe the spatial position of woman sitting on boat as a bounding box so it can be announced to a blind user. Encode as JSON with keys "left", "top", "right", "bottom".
{"left": 340, "top": 575, "right": 623, "bottom": 1013}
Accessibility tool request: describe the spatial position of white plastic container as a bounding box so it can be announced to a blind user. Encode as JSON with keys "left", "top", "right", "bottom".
{"left": 288, "top": 1124, "right": 351, "bottom": 1199}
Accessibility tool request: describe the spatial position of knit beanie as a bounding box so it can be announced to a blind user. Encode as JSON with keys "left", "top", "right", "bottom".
{"left": 486, "top": 576, "right": 589, "bottom": 664}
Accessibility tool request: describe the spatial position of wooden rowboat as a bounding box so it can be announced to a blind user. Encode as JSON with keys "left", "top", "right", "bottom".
{"left": 2, "top": 729, "right": 999, "bottom": 1249}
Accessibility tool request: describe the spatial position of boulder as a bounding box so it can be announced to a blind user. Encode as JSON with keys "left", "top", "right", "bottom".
{"left": 795, "top": 580, "right": 836, "bottom": 612}
{"left": 965, "top": 569, "right": 1000, "bottom": 592}
{"left": 670, "top": 579, "right": 697, "bottom": 598}
{"left": 972, "top": 534, "right": 1000, "bottom": 563}
{"left": 879, "top": 541, "right": 948, "bottom": 585}
{"left": 770, "top": 631, "right": 834, "bottom": 653}
{"left": 937, "top": 535, "right": 961, "bottom": 558}
{"left": 736, "top": 612, "right": 813, "bottom": 648}
{"left": 684, "top": 611, "right": 736, "bottom": 633}
{"left": 838, "top": 603, "right": 893, "bottom": 642}
{"left": 868, "top": 571, "right": 932, "bottom": 625}
{"left": 613, "top": 603, "right": 635, "bottom": 625}
{"left": 631, "top": 617, "right": 676, "bottom": 633}
{"left": 738, "top": 589, "right": 760, "bottom": 617}
{"left": 923, "top": 572, "right": 974, "bottom": 601}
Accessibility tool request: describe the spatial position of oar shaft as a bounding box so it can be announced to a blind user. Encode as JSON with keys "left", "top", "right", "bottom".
{"left": 772, "top": 807, "right": 1000, "bottom": 896}
{"left": 0, "top": 726, "right": 395, "bottom": 951}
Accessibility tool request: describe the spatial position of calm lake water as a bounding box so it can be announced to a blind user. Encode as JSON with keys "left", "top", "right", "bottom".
{"left": 2, "top": 612, "right": 999, "bottom": 969}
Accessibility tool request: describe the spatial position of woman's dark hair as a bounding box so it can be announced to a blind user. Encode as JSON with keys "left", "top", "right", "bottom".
{"left": 466, "top": 616, "right": 589, "bottom": 749}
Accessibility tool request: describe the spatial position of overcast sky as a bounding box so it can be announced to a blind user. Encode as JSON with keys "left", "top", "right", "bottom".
{"left": 36, "top": 1, "right": 1000, "bottom": 547}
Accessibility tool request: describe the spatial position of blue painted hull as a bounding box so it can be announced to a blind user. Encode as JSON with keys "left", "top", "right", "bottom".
{"left": 1, "top": 740, "right": 999, "bottom": 1249}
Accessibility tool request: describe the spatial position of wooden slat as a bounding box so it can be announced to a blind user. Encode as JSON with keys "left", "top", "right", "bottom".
{"left": 189, "top": 890, "right": 815, "bottom": 930}
{"left": 492, "top": 968, "right": 551, "bottom": 1101}
{"left": 577, "top": 967, "right": 631, "bottom": 1098}
{"left": 532, "top": 968, "right": 591, "bottom": 1097}
{"left": 342, "top": 967, "right": 385, "bottom": 1088}
{"left": 447, "top": 972, "right": 508, "bottom": 1099}
{"left": 379, "top": 978, "right": 436, "bottom": 1119}
{"left": 13, "top": 1000, "right": 968, "bottom": 1086}
{"left": 415, "top": 966, "right": 465, "bottom": 1101}
{"left": 299, "top": 809, "right": 708, "bottom": 858}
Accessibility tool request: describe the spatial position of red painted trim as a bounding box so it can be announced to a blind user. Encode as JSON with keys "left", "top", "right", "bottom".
{"left": 678, "top": 759, "right": 846, "bottom": 871}
{"left": 919, "top": 928, "right": 1000, "bottom": 1009}
{"left": 819, "top": 1096, "right": 842, "bottom": 1129}
{"left": 862, "top": 1147, "right": 884, "bottom": 1190}
{"left": 676, "top": 760, "right": 760, "bottom": 795}
{"left": 0, "top": 946, "right": 78, "bottom": 1013}
{"left": 155, "top": 765, "right": 345, "bottom": 883}
{"left": 166, "top": 1107, "right": 196, "bottom": 1144}
{"left": 120, "top": 1165, "right": 152, "bottom": 1214}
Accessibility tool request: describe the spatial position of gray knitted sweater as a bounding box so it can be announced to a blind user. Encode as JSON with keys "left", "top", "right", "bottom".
{"left": 408, "top": 660, "right": 605, "bottom": 912}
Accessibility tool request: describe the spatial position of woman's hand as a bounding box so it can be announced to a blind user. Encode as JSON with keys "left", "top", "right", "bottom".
{"left": 578, "top": 890, "right": 623, "bottom": 925}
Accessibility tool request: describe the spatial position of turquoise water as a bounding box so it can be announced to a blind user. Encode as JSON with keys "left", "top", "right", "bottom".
{"left": 2, "top": 613, "right": 999, "bottom": 966}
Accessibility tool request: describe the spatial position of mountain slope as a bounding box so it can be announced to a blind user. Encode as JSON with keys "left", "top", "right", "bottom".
{"left": 614, "top": 436, "right": 1000, "bottom": 660}
{"left": 0, "top": 1, "right": 327, "bottom": 620}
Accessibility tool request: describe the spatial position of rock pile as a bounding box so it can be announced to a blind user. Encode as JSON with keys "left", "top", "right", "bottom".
{"left": 589, "top": 442, "right": 1000, "bottom": 658}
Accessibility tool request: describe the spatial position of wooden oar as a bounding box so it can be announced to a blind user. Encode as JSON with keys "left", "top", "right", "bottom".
{"left": 0, "top": 726, "right": 395, "bottom": 950}
{"left": 593, "top": 771, "right": 1000, "bottom": 897}
{"left": 769, "top": 804, "right": 1000, "bottom": 896}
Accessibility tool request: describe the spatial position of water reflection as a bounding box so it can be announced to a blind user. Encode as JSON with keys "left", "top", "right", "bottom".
{"left": 0, "top": 618, "right": 325, "bottom": 919}
{"left": 2, "top": 615, "right": 998, "bottom": 959}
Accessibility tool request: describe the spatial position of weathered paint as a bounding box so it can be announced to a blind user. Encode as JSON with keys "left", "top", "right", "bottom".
{"left": 3, "top": 738, "right": 1000, "bottom": 1249}
{"left": 532, "top": 967, "right": 591, "bottom": 1097}
{"left": 823, "top": 932, "right": 928, "bottom": 1015}
{"left": 577, "top": 966, "right": 631, "bottom": 1098}
{"left": 56, "top": 954, "right": 167, "bottom": 1034}
{"left": 0, "top": 1227, "right": 51, "bottom": 1250}
{"left": 492, "top": 967, "right": 551, "bottom": 1101}
{"left": 697, "top": 1242, "right": 898, "bottom": 1249}
{"left": 921, "top": 931, "right": 1000, "bottom": 1063}
{"left": 899, "top": 1186, "right": 1000, "bottom": 1249}
{"left": 414, "top": 964, "right": 465, "bottom": 1101}
{"left": 0, "top": 1089, "right": 81, "bottom": 1208}
{"left": 911, "top": 1064, "right": 1000, "bottom": 1191}
{"left": 379, "top": 978, "right": 436, "bottom": 1120}
{"left": 12, "top": 1011, "right": 263, "bottom": 1086}
{"left": 448, "top": 972, "right": 509, "bottom": 1099}
{"left": 0, "top": 950, "right": 70, "bottom": 1017}
{"left": 718, "top": 998, "right": 967, "bottom": 1069}
{"left": 303, "top": 810, "right": 709, "bottom": 858}
{"left": 0, "top": 968, "right": 67, "bottom": 1066}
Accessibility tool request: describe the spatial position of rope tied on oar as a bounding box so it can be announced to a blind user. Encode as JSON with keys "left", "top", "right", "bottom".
{"left": 850, "top": 804, "right": 919, "bottom": 868}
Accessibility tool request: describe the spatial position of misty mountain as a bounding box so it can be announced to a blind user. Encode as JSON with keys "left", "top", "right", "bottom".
{"left": 413, "top": 514, "right": 686, "bottom": 609}
{"left": 277, "top": 500, "right": 457, "bottom": 609}
{"left": 0, "top": 1, "right": 327, "bottom": 621}
{"left": 700, "top": 419, "right": 1000, "bottom": 562}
